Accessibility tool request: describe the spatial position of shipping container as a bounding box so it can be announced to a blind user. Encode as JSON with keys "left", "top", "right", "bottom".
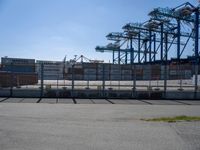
{"left": 151, "top": 75, "right": 160, "bottom": 80}
{"left": 68, "top": 68, "right": 83, "bottom": 74}
{"left": 169, "top": 70, "right": 177, "bottom": 75}
{"left": 82, "top": 63, "right": 97, "bottom": 68}
{"left": 0, "top": 72, "right": 38, "bottom": 87}
{"left": 110, "top": 64, "right": 121, "bottom": 70}
{"left": 97, "top": 75, "right": 110, "bottom": 80}
{"left": 122, "top": 70, "right": 132, "bottom": 75}
{"left": 110, "top": 70, "right": 121, "bottom": 75}
{"left": 121, "top": 64, "right": 132, "bottom": 70}
{"left": 74, "top": 64, "right": 83, "bottom": 69}
{"left": 74, "top": 75, "right": 83, "bottom": 80}
{"left": 97, "top": 69, "right": 110, "bottom": 75}
{"left": 84, "top": 75, "right": 96, "bottom": 80}
{"left": 184, "top": 70, "right": 192, "bottom": 79}
{"left": 122, "top": 75, "right": 132, "bottom": 80}
{"left": 110, "top": 75, "right": 121, "bottom": 80}
{"left": 84, "top": 68, "right": 96, "bottom": 74}
{"left": 2, "top": 64, "right": 35, "bottom": 73}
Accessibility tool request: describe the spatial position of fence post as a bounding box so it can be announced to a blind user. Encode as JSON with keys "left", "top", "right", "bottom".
{"left": 194, "top": 8, "right": 199, "bottom": 99}
{"left": 40, "top": 63, "right": 44, "bottom": 98}
{"left": 164, "top": 33, "right": 168, "bottom": 98}
{"left": 148, "top": 64, "right": 152, "bottom": 98}
{"left": 102, "top": 63, "right": 105, "bottom": 98}
{"left": 132, "top": 64, "right": 136, "bottom": 98}
{"left": 71, "top": 64, "right": 74, "bottom": 98}
{"left": 10, "top": 62, "right": 13, "bottom": 97}
{"left": 56, "top": 74, "right": 59, "bottom": 101}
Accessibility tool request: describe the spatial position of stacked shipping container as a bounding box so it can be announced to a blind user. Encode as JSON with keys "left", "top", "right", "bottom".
{"left": 65, "top": 61, "right": 195, "bottom": 81}
{"left": 0, "top": 72, "right": 38, "bottom": 87}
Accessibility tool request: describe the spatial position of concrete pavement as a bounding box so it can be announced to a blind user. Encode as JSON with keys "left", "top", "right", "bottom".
{"left": 0, "top": 104, "right": 200, "bottom": 150}
{"left": 1, "top": 97, "right": 200, "bottom": 105}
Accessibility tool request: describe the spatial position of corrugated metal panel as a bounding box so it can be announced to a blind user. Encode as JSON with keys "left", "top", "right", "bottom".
{"left": 161, "top": 65, "right": 169, "bottom": 72}
{"left": 2, "top": 57, "right": 35, "bottom": 65}
{"left": 169, "top": 70, "right": 177, "bottom": 75}
{"left": 97, "top": 64, "right": 110, "bottom": 70}
{"left": 66, "top": 74, "right": 84, "bottom": 80}
{"left": 122, "top": 70, "right": 132, "bottom": 75}
{"left": 184, "top": 70, "right": 192, "bottom": 79}
{"left": 110, "top": 64, "right": 120, "bottom": 70}
{"left": 110, "top": 70, "right": 121, "bottom": 75}
{"left": 83, "top": 63, "right": 97, "bottom": 68}
{"left": 84, "top": 75, "right": 96, "bottom": 80}
{"left": 16, "top": 73, "right": 38, "bottom": 85}
{"left": 74, "top": 64, "right": 83, "bottom": 68}
{"left": 84, "top": 68, "right": 96, "bottom": 74}
{"left": 169, "top": 65, "right": 177, "bottom": 70}
{"left": 68, "top": 68, "right": 83, "bottom": 74}
{"left": 66, "top": 74, "right": 72, "bottom": 80}
{"left": 143, "top": 75, "right": 150, "bottom": 80}
{"left": 122, "top": 75, "right": 132, "bottom": 80}
{"left": 151, "top": 75, "right": 160, "bottom": 80}
{"left": 135, "top": 65, "right": 143, "bottom": 70}
{"left": 97, "top": 69, "right": 110, "bottom": 75}
{"left": 2, "top": 65, "right": 35, "bottom": 73}
{"left": 97, "top": 75, "right": 110, "bottom": 80}
{"left": 110, "top": 75, "right": 121, "bottom": 80}
{"left": 121, "top": 64, "right": 132, "bottom": 69}
{"left": 161, "top": 74, "right": 169, "bottom": 80}
{"left": 181, "top": 64, "right": 192, "bottom": 70}
{"left": 74, "top": 75, "right": 83, "bottom": 80}
{"left": 0, "top": 72, "right": 12, "bottom": 87}
{"left": 0, "top": 72, "right": 38, "bottom": 87}
{"left": 151, "top": 65, "right": 161, "bottom": 76}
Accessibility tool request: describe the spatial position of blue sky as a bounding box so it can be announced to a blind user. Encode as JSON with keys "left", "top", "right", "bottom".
{"left": 0, "top": 0, "right": 198, "bottom": 62}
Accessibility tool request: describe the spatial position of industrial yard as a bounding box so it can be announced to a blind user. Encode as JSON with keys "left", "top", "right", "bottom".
{"left": 1, "top": 2, "right": 200, "bottom": 99}
{"left": 1, "top": 1, "right": 200, "bottom": 150}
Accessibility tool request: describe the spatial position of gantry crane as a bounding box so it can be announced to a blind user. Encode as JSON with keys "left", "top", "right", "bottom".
{"left": 95, "top": 2, "right": 200, "bottom": 95}
{"left": 148, "top": 2, "right": 200, "bottom": 94}
{"left": 96, "top": 2, "right": 199, "bottom": 64}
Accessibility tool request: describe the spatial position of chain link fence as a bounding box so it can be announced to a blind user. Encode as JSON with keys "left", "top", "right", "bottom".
{"left": 0, "top": 62, "right": 200, "bottom": 99}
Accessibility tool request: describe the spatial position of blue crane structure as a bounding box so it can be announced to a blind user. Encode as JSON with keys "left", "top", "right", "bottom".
{"left": 95, "top": 2, "right": 200, "bottom": 95}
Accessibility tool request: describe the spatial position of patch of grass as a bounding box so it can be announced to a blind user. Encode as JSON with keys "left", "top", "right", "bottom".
{"left": 141, "top": 115, "right": 200, "bottom": 123}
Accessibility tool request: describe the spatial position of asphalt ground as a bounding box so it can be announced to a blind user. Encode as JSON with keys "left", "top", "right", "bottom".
{"left": 0, "top": 104, "right": 200, "bottom": 150}
{"left": 0, "top": 97, "right": 200, "bottom": 105}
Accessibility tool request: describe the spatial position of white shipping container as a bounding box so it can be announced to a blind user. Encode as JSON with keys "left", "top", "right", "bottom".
{"left": 192, "top": 75, "right": 200, "bottom": 85}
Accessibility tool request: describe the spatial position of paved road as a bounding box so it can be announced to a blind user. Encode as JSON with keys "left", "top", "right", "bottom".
{"left": 1, "top": 97, "right": 200, "bottom": 105}
{"left": 0, "top": 104, "right": 200, "bottom": 150}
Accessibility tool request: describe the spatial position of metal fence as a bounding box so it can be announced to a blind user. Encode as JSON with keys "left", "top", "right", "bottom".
{"left": 0, "top": 62, "right": 200, "bottom": 99}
